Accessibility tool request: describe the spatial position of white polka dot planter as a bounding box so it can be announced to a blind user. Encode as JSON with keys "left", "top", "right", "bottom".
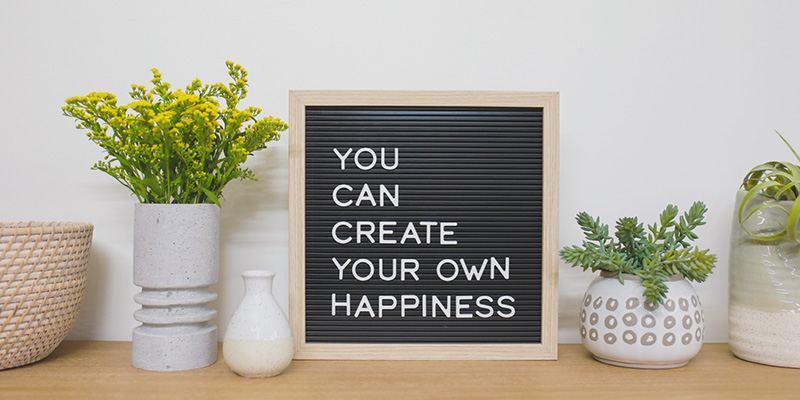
{"left": 132, "top": 204, "right": 220, "bottom": 372}
{"left": 580, "top": 272, "right": 704, "bottom": 369}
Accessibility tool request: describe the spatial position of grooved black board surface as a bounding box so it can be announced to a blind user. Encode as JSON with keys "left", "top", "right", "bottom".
{"left": 305, "top": 106, "right": 543, "bottom": 343}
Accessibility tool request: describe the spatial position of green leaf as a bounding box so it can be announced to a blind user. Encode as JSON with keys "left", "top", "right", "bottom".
{"left": 777, "top": 131, "right": 800, "bottom": 163}
{"left": 737, "top": 133, "right": 800, "bottom": 242}
{"left": 560, "top": 201, "right": 717, "bottom": 304}
{"left": 659, "top": 204, "right": 679, "bottom": 228}
{"left": 201, "top": 188, "right": 222, "bottom": 207}
{"left": 575, "top": 212, "right": 610, "bottom": 243}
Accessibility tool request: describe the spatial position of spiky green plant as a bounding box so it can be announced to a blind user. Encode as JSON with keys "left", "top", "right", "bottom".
{"left": 739, "top": 132, "right": 800, "bottom": 241}
{"left": 560, "top": 202, "right": 717, "bottom": 304}
{"left": 62, "top": 61, "right": 287, "bottom": 205}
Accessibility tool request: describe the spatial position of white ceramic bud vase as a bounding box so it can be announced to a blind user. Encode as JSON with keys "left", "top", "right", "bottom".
{"left": 223, "top": 270, "right": 294, "bottom": 378}
{"left": 132, "top": 204, "right": 219, "bottom": 371}
{"left": 580, "top": 272, "right": 704, "bottom": 369}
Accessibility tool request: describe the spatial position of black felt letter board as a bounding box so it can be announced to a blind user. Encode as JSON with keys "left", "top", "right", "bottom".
{"left": 304, "top": 106, "right": 543, "bottom": 343}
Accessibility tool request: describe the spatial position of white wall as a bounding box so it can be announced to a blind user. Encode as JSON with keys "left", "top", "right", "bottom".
{"left": 2, "top": 0, "right": 799, "bottom": 343}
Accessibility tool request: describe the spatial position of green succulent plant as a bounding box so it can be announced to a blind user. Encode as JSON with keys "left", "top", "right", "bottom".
{"left": 560, "top": 202, "right": 717, "bottom": 304}
{"left": 62, "top": 61, "right": 287, "bottom": 205}
{"left": 738, "top": 132, "right": 800, "bottom": 241}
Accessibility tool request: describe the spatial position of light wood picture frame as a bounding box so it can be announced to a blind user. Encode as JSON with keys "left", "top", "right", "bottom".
{"left": 289, "top": 91, "right": 559, "bottom": 360}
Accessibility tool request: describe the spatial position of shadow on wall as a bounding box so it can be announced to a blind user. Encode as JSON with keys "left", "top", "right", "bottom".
{"left": 221, "top": 147, "right": 288, "bottom": 234}
{"left": 67, "top": 243, "right": 111, "bottom": 340}
{"left": 216, "top": 145, "right": 288, "bottom": 334}
{"left": 559, "top": 265, "right": 594, "bottom": 342}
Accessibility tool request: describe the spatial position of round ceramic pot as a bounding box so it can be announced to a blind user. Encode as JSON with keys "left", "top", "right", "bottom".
{"left": 580, "top": 272, "right": 704, "bottom": 369}
{"left": 729, "top": 191, "right": 800, "bottom": 368}
{"left": 132, "top": 203, "right": 219, "bottom": 372}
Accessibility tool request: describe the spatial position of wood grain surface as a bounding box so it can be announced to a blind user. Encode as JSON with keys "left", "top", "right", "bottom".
{"left": 0, "top": 341, "right": 797, "bottom": 399}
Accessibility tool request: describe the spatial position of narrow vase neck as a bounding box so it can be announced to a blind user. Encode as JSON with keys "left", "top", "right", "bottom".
{"left": 242, "top": 271, "right": 274, "bottom": 295}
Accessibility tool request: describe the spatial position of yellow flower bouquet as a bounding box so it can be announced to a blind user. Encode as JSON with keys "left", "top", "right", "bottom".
{"left": 62, "top": 61, "right": 287, "bottom": 205}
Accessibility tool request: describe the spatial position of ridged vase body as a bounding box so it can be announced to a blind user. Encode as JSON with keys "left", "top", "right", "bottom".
{"left": 132, "top": 204, "right": 219, "bottom": 371}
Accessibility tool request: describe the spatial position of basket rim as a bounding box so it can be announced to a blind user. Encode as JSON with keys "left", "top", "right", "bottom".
{"left": 0, "top": 222, "right": 94, "bottom": 236}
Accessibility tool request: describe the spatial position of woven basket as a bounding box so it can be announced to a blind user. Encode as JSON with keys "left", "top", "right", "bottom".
{"left": 0, "top": 222, "right": 93, "bottom": 369}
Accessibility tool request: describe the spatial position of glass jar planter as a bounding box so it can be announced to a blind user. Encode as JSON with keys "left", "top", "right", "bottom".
{"left": 729, "top": 191, "right": 800, "bottom": 368}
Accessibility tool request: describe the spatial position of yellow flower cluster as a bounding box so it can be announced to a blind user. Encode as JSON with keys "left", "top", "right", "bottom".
{"left": 62, "top": 61, "right": 287, "bottom": 205}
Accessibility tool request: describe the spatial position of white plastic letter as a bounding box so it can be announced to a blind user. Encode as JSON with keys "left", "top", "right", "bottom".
{"left": 436, "top": 259, "right": 459, "bottom": 282}
{"left": 381, "top": 148, "right": 399, "bottom": 170}
{"left": 497, "top": 296, "right": 516, "bottom": 318}
{"left": 440, "top": 222, "right": 458, "bottom": 245}
{"left": 354, "top": 148, "right": 377, "bottom": 170}
{"left": 333, "top": 148, "right": 353, "bottom": 170}
{"left": 331, "top": 293, "right": 351, "bottom": 316}
{"left": 332, "top": 221, "right": 352, "bottom": 244}
{"left": 332, "top": 257, "right": 351, "bottom": 280}
{"left": 332, "top": 184, "right": 353, "bottom": 207}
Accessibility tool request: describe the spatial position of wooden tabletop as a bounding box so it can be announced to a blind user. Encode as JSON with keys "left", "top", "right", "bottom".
{"left": 0, "top": 341, "right": 797, "bottom": 399}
